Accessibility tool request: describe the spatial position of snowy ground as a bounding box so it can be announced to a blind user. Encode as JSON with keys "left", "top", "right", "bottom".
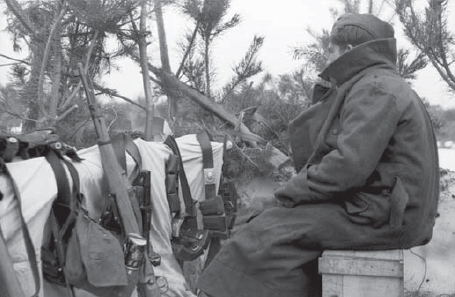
{"left": 403, "top": 148, "right": 455, "bottom": 296}
{"left": 438, "top": 148, "right": 455, "bottom": 171}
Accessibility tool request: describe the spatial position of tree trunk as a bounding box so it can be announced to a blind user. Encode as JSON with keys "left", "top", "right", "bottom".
{"left": 204, "top": 37, "right": 211, "bottom": 98}
{"left": 37, "top": 2, "right": 67, "bottom": 121}
{"left": 154, "top": 0, "right": 178, "bottom": 120}
{"left": 47, "top": 31, "right": 63, "bottom": 127}
{"left": 139, "top": 2, "right": 155, "bottom": 141}
{"left": 23, "top": 36, "right": 44, "bottom": 132}
{"left": 5, "top": 0, "right": 40, "bottom": 131}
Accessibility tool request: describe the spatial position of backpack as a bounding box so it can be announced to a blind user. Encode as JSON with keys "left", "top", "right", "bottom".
{"left": 0, "top": 129, "right": 152, "bottom": 297}
{"left": 42, "top": 132, "right": 161, "bottom": 297}
{"left": 0, "top": 128, "right": 79, "bottom": 297}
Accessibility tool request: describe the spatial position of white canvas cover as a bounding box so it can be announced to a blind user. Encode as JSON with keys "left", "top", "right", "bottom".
{"left": 0, "top": 134, "right": 223, "bottom": 297}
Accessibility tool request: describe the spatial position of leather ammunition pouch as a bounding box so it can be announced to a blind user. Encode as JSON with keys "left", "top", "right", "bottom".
{"left": 196, "top": 132, "right": 237, "bottom": 239}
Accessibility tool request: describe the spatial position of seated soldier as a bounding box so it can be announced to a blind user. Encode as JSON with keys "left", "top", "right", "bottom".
{"left": 196, "top": 13, "right": 439, "bottom": 297}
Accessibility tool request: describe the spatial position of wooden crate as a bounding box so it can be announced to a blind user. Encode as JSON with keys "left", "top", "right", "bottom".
{"left": 318, "top": 249, "right": 404, "bottom": 297}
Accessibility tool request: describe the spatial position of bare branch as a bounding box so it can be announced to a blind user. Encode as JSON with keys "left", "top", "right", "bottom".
{"left": 92, "top": 82, "right": 146, "bottom": 110}
{"left": 0, "top": 53, "right": 30, "bottom": 65}
{"left": 176, "top": 21, "right": 200, "bottom": 78}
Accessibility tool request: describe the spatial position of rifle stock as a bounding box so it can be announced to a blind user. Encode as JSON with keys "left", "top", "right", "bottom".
{"left": 0, "top": 233, "right": 26, "bottom": 297}
{"left": 76, "top": 63, "right": 160, "bottom": 297}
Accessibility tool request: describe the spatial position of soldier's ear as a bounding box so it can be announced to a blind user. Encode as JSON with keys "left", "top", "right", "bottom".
{"left": 345, "top": 44, "right": 353, "bottom": 52}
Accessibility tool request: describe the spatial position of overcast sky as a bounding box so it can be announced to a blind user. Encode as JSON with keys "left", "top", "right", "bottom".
{"left": 1, "top": 0, "right": 454, "bottom": 109}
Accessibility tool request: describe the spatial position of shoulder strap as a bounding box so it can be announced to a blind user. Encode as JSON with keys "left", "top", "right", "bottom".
{"left": 112, "top": 133, "right": 142, "bottom": 173}
{"left": 45, "top": 150, "right": 82, "bottom": 238}
{"left": 0, "top": 159, "right": 41, "bottom": 297}
{"left": 44, "top": 150, "right": 80, "bottom": 297}
{"left": 164, "top": 135, "right": 194, "bottom": 215}
{"left": 196, "top": 132, "right": 216, "bottom": 200}
{"left": 111, "top": 133, "right": 143, "bottom": 232}
{"left": 45, "top": 151, "right": 72, "bottom": 225}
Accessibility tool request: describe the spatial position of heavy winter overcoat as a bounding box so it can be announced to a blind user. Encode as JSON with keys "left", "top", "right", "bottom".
{"left": 277, "top": 37, "right": 439, "bottom": 248}
{"left": 197, "top": 38, "right": 439, "bottom": 297}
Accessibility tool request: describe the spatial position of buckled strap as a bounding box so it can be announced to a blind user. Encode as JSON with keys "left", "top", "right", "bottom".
{"left": 196, "top": 132, "right": 216, "bottom": 200}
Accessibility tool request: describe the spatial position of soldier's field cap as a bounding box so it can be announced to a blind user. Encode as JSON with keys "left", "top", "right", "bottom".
{"left": 332, "top": 13, "right": 394, "bottom": 39}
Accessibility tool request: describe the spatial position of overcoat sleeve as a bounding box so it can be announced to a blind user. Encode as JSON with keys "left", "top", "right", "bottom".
{"left": 275, "top": 80, "right": 402, "bottom": 207}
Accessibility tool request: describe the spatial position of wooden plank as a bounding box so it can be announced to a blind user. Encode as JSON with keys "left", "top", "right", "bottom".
{"left": 319, "top": 250, "right": 404, "bottom": 297}
{"left": 321, "top": 274, "right": 344, "bottom": 297}
{"left": 322, "top": 249, "right": 403, "bottom": 261}
{"left": 342, "top": 275, "right": 403, "bottom": 297}
{"left": 322, "top": 275, "right": 404, "bottom": 297}
{"left": 318, "top": 257, "right": 403, "bottom": 277}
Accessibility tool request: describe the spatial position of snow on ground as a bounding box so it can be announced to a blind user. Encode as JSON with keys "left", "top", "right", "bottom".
{"left": 404, "top": 149, "right": 455, "bottom": 296}
{"left": 438, "top": 148, "right": 455, "bottom": 171}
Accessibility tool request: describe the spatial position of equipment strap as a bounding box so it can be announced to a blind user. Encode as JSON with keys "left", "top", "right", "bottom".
{"left": 196, "top": 132, "right": 216, "bottom": 200}
{"left": 164, "top": 136, "right": 194, "bottom": 215}
{"left": 196, "top": 131, "right": 225, "bottom": 268}
{"left": 112, "top": 133, "right": 142, "bottom": 174}
{"left": 0, "top": 159, "right": 41, "bottom": 297}
{"left": 45, "top": 150, "right": 81, "bottom": 297}
{"left": 111, "top": 133, "right": 143, "bottom": 232}
{"left": 111, "top": 134, "right": 160, "bottom": 266}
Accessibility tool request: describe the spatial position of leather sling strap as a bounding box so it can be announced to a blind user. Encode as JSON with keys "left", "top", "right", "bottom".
{"left": 164, "top": 136, "right": 194, "bottom": 215}
{"left": 196, "top": 132, "right": 216, "bottom": 200}
{"left": 112, "top": 133, "right": 142, "bottom": 174}
{"left": 111, "top": 133, "right": 143, "bottom": 231}
{"left": 0, "top": 159, "right": 40, "bottom": 297}
{"left": 45, "top": 150, "right": 81, "bottom": 297}
{"left": 196, "top": 132, "right": 223, "bottom": 268}
{"left": 45, "top": 151, "right": 71, "bottom": 225}
{"left": 45, "top": 150, "right": 82, "bottom": 239}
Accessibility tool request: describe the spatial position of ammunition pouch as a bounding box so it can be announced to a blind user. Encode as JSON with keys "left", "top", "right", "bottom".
{"left": 199, "top": 195, "right": 230, "bottom": 239}
{"left": 164, "top": 135, "right": 213, "bottom": 262}
{"left": 134, "top": 170, "right": 161, "bottom": 267}
{"left": 199, "top": 180, "right": 238, "bottom": 239}
{"left": 165, "top": 154, "right": 181, "bottom": 213}
{"left": 41, "top": 245, "right": 66, "bottom": 286}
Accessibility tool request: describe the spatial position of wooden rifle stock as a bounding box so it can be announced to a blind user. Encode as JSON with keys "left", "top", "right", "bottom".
{"left": 76, "top": 63, "right": 160, "bottom": 297}
{"left": 77, "top": 63, "right": 139, "bottom": 236}
{"left": 0, "top": 233, "right": 26, "bottom": 297}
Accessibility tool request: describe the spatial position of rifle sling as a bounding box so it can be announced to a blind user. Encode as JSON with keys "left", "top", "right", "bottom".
{"left": 111, "top": 133, "right": 143, "bottom": 234}
{"left": 112, "top": 133, "right": 142, "bottom": 174}
{"left": 164, "top": 136, "right": 194, "bottom": 216}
